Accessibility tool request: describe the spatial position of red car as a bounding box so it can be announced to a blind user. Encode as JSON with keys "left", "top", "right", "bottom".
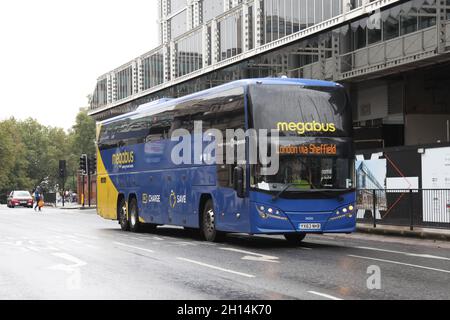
{"left": 7, "top": 191, "right": 33, "bottom": 208}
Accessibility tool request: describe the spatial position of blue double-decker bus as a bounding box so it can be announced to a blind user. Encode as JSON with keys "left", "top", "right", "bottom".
{"left": 96, "top": 78, "right": 356, "bottom": 243}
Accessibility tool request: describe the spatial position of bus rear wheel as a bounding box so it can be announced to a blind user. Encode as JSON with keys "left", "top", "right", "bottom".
{"left": 284, "top": 233, "right": 306, "bottom": 245}
{"left": 201, "top": 199, "right": 224, "bottom": 242}
{"left": 118, "top": 198, "right": 129, "bottom": 231}
{"left": 129, "top": 198, "right": 141, "bottom": 233}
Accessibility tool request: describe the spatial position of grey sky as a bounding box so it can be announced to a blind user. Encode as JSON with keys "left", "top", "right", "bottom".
{"left": 0, "top": 0, "right": 159, "bottom": 130}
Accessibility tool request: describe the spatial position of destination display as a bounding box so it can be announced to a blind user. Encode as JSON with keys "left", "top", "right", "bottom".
{"left": 278, "top": 144, "right": 337, "bottom": 156}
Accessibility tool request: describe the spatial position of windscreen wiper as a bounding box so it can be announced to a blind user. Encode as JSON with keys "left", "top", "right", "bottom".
{"left": 271, "top": 183, "right": 297, "bottom": 201}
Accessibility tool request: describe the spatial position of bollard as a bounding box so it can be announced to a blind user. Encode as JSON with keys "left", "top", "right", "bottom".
{"left": 409, "top": 189, "right": 414, "bottom": 231}
{"left": 373, "top": 189, "right": 377, "bottom": 228}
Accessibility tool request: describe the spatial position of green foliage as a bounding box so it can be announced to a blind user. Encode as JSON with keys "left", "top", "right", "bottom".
{"left": 0, "top": 109, "right": 96, "bottom": 198}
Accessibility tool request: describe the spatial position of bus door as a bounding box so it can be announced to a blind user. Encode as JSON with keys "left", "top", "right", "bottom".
{"left": 215, "top": 164, "right": 249, "bottom": 232}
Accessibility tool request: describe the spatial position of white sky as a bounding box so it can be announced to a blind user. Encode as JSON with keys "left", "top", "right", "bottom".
{"left": 0, "top": 0, "right": 159, "bottom": 130}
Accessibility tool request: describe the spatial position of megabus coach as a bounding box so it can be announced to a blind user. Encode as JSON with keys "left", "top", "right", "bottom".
{"left": 96, "top": 78, "right": 356, "bottom": 244}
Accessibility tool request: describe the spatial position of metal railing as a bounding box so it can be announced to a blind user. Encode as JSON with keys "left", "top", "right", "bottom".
{"left": 357, "top": 189, "right": 450, "bottom": 230}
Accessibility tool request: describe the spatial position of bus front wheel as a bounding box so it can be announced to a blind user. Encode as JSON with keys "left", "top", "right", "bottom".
{"left": 201, "top": 199, "right": 224, "bottom": 242}
{"left": 284, "top": 233, "right": 306, "bottom": 245}
{"left": 118, "top": 198, "right": 129, "bottom": 231}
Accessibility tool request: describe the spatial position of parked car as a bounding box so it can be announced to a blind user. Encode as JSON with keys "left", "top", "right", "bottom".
{"left": 7, "top": 191, "right": 33, "bottom": 208}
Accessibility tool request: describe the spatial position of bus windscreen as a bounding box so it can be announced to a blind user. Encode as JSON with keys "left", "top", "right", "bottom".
{"left": 249, "top": 84, "right": 351, "bottom": 137}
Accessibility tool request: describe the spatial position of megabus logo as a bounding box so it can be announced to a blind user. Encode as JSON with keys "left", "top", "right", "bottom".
{"left": 112, "top": 151, "right": 135, "bottom": 169}
{"left": 277, "top": 121, "right": 336, "bottom": 135}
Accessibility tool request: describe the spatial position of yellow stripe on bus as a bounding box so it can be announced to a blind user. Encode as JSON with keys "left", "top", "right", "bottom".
{"left": 96, "top": 124, "right": 119, "bottom": 220}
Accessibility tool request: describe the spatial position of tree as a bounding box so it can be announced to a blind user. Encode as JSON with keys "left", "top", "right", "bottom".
{"left": 0, "top": 106, "right": 97, "bottom": 201}
{"left": 71, "top": 108, "right": 96, "bottom": 157}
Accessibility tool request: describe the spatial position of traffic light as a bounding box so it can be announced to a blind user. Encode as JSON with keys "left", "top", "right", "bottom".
{"left": 79, "top": 154, "right": 87, "bottom": 174}
{"left": 59, "top": 160, "right": 66, "bottom": 178}
{"left": 88, "top": 155, "right": 97, "bottom": 174}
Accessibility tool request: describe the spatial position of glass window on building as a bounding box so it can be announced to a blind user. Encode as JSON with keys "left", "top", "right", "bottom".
{"left": 292, "top": 0, "right": 299, "bottom": 32}
{"left": 417, "top": 0, "right": 436, "bottom": 29}
{"left": 332, "top": 0, "right": 341, "bottom": 17}
{"left": 116, "top": 67, "right": 132, "bottom": 101}
{"left": 93, "top": 78, "right": 107, "bottom": 108}
{"left": 219, "top": 10, "right": 242, "bottom": 61}
{"left": 314, "top": 0, "right": 322, "bottom": 25}
{"left": 170, "top": 10, "right": 187, "bottom": 40}
{"left": 142, "top": 50, "right": 164, "bottom": 90}
{"left": 169, "top": 0, "right": 187, "bottom": 14}
{"left": 383, "top": 8, "right": 400, "bottom": 41}
{"left": 176, "top": 30, "right": 203, "bottom": 77}
{"left": 299, "top": 0, "right": 307, "bottom": 30}
{"left": 400, "top": 6, "right": 418, "bottom": 36}
{"left": 307, "top": 0, "right": 314, "bottom": 26}
{"left": 367, "top": 12, "right": 382, "bottom": 44}
{"left": 203, "top": 0, "right": 224, "bottom": 23}
{"left": 352, "top": 19, "right": 367, "bottom": 50}
{"left": 323, "top": 0, "right": 331, "bottom": 21}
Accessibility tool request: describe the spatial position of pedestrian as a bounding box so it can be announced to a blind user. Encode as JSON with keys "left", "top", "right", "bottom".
{"left": 38, "top": 193, "right": 44, "bottom": 212}
{"left": 33, "top": 189, "right": 41, "bottom": 212}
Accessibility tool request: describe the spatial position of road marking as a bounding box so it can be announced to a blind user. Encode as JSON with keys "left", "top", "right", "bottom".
{"left": 354, "top": 246, "right": 450, "bottom": 261}
{"left": 308, "top": 291, "right": 343, "bottom": 300}
{"left": 348, "top": 255, "right": 450, "bottom": 274}
{"left": 219, "top": 247, "right": 279, "bottom": 263}
{"left": 169, "top": 241, "right": 197, "bottom": 246}
{"left": 113, "top": 241, "right": 154, "bottom": 253}
{"left": 177, "top": 257, "right": 255, "bottom": 278}
{"left": 49, "top": 253, "right": 86, "bottom": 290}
{"left": 51, "top": 252, "right": 87, "bottom": 267}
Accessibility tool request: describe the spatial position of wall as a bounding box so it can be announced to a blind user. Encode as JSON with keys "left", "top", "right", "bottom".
{"left": 405, "top": 114, "right": 450, "bottom": 145}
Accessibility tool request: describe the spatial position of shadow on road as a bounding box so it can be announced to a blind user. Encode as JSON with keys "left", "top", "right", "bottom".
{"left": 99, "top": 226, "right": 347, "bottom": 251}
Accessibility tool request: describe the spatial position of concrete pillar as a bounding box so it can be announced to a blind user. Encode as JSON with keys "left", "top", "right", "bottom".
{"left": 254, "top": 0, "right": 263, "bottom": 47}
{"left": 136, "top": 58, "right": 143, "bottom": 92}
{"left": 110, "top": 73, "right": 117, "bottom": 102}
{"left": 131, "top": 61, "right": 138, "bottom": 95}
{"left": 437, "top": 0, "right": 447, "bottom": 54}
{"left": 211, "top": 19, "right": 220, "bottom": 64}
{"left": 224, "top": 0, "right": 231, "bottom": 11}
{"left": 169, "top": 41, "right": 176, "bottom": 81}
{"left": 202, "top": 24, "right": 210, "bottom": 67}
{"left": 164, "top": 43, "right": 172, "bottom": 82}
{"left": 242, "top": 2, "right": 249, "bottom": 52}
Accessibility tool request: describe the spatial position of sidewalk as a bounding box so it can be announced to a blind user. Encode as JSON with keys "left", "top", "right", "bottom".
{"left": 357, "top": 223, "right": 450, "bottom": 241}
{"left": 57, "top": 203, "right": 96, "bottom": 210}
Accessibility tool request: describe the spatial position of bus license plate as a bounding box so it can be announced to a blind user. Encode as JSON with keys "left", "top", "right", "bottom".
{"left": 299, "top": 223, "right": 321, "bottom": 230}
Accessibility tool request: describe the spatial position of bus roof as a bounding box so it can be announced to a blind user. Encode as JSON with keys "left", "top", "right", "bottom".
{"left": 100, "top": 78, "right": 341, "bottom": 126}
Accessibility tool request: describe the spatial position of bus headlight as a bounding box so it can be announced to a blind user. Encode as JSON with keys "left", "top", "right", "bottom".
{"left": 256, "top": 204, "right": 286, "bottom": 220}
{"left": 333, "top": 204, "right": 355, "bottom": 219}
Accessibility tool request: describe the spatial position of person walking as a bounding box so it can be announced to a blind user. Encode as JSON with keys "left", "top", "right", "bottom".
{"left": 34, "top": 189, "right": 42, "bottom": 212}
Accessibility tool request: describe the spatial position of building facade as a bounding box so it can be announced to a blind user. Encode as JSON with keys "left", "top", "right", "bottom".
{"left": 89, "top": 0, "right": 450, "bottom": 150}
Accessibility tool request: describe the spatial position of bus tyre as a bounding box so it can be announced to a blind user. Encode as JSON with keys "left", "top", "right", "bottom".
{"left": 129, "top": 198, "right": 141, "bottom": 233}
{"left": 284, "top": 233, "right": 306, "bottom": 245}
{"left": 201, "top": 199, "right": 225, "bottom": 242}
{"left": 118, "top": 198, "right": 129, "bottom": 231}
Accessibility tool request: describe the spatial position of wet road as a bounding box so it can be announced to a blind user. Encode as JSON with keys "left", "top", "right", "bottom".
{"left": 0, "top": 205, "right": 449, "bottom": 300}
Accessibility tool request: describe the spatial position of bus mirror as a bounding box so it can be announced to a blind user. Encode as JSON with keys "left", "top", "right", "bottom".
{"left": 233, "top": 166, "right": 245, "bottom": 198}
